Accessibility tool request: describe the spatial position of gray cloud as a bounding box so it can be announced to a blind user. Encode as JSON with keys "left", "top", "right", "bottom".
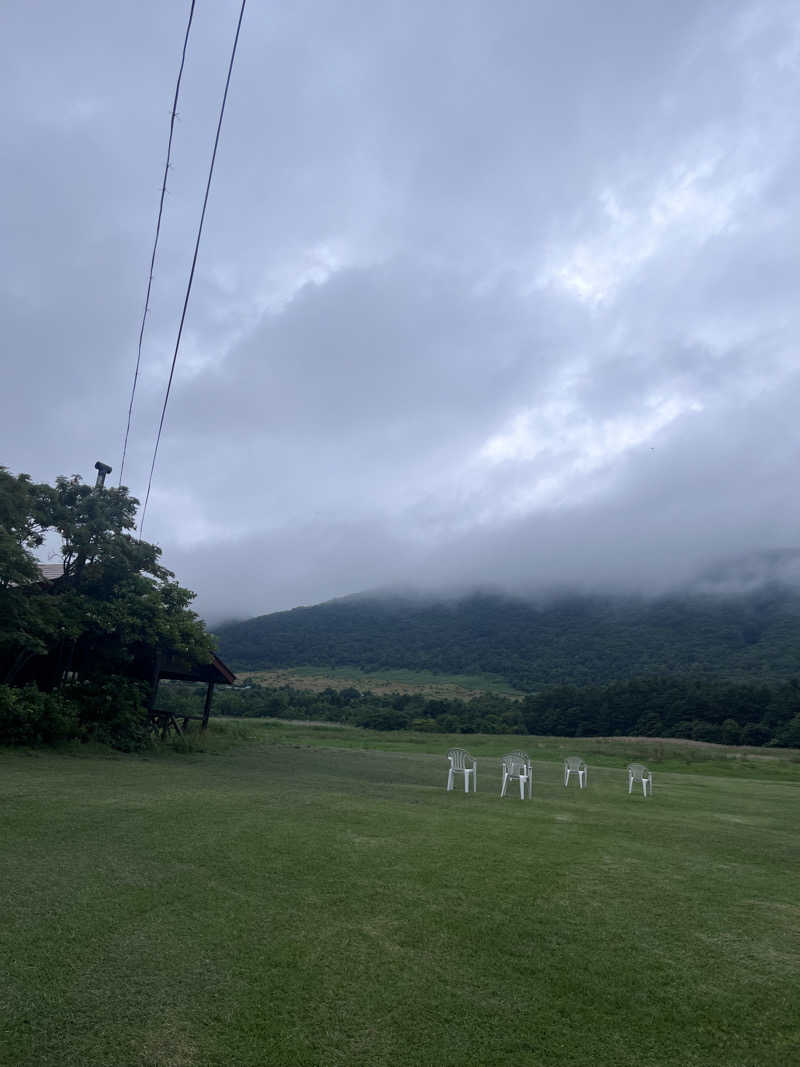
{"left": 2, "top": 1, "right": 800, "bottom": 622}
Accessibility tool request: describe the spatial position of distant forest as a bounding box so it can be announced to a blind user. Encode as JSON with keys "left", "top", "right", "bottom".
{"left": 159, "top": 674, "right": 800, "bottom": 747}
{"left": 215, "top": 588, "right": 800, "bottom": 691}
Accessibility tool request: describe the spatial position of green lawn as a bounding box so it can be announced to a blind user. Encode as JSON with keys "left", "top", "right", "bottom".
{"left": 1, "top": 724, "right": 798, "bottom": 1066}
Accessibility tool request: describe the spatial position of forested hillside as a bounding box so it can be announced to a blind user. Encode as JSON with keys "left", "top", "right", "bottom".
{"left": 215, "top": 587, "right": 800, "bottom": 691}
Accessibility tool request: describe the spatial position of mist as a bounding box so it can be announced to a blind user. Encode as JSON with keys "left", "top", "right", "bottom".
{"left": 3, "top": 1, "right": 799, "bottom": 625}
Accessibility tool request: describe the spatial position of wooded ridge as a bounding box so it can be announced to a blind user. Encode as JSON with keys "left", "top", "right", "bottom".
{"left": 214, "top": 586, "right": 800, "bottom": 691}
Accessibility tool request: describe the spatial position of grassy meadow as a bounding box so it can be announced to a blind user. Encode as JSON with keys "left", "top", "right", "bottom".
{"left": 1, "top": 722, "right": 799, "bottom": 1066}
{"left": 240, "top": 665, "right": 526, "bottom": 699}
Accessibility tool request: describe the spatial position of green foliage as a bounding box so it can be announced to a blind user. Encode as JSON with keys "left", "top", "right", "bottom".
{"left": 0, "top": 467, "right": 214, "bottom": 748}
{"left": 0, "top": 469, "right": 54, "bottom": 673}
{"left": 160, "top": 670, "right": 800, "bottom": 747}
{"left": 215, "top": 588, "right": 800, "bottom": 690}
{"left": 774, "top": 713, "right": 800, "bottom": 747}
{"left": 61, "top": 676, "right": 151, "bottom": 751}
{"left": 520, "top": 675, "right": 800, "bottom": 747}
{"left": 0, "top": 677, "right": 151, "bottom": 750}
{"left": 0, "top": 683, "right": 78, "bottom": 745}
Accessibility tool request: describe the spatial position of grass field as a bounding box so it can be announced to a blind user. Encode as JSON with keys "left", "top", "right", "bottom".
{"left": 2, "top": 722, "right": 799, "bottom": 1066}
{"left": 239, "top": 665, "right": 526, "bottom": 699}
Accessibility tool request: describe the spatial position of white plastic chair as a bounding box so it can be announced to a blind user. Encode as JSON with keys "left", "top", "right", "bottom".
{"left": 627, "top": 763, "right": 653, "bottom": 796}
{"left": 447, "top": 748, "right": 477, "bottom": 793}
{"left": 500, "top": 751, "right": 532, "bottom": 799}
{"left": 563, "top": 755, "right": 587, "bottom": 788}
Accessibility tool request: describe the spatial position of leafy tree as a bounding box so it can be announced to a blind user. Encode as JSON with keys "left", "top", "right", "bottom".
{"left": 0, "top": 468, "right": 214, "bottom": 746}
{"left": 774, "top": 714, "right": 800, "bottom": 747}
{"left": 634, "top": 711, "right": 664, "bottom": 737}
{"left": 0, "top": 469, "right": 54, "bottom": 680}
{"left": 720, "top": 718, "right": 742, "bottom": 745}
{"left": 741, "top": 722, "right": 772, "bottom": 747}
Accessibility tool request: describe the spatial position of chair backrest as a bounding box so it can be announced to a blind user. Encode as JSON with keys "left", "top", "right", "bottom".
{"left": 502, "top": 751, "right": 530, "bottom": 776}
{"left": 627, "top": 763, "right": 649, "bottom": 780}
{"left": 564, "top": 755, "right": 585, "bottom": 770}
{"left": 448, "top": 748, "right": 473, "bottom": 770}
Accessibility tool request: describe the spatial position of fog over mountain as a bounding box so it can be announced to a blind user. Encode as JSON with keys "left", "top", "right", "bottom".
{"left": 3, "top": 2, "right": 800, "bottom": 623}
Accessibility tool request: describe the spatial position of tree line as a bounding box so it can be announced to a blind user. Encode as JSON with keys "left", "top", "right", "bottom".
{"left": 158, "top": 673, "right": 800, "bottom": 747}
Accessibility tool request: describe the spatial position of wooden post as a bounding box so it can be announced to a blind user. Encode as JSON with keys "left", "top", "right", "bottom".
{"left": 202, "top": 681, "right": 215, "bottom": 731}
{"left": 149, "top": 650, "right": 162, "bottom": 715}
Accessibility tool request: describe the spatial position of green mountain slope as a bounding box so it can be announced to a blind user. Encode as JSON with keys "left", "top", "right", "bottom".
{"left": 214, "top": 586, "right": 800, "bottom": 691}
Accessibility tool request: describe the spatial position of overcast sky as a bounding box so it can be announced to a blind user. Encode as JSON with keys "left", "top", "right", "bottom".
{"left": 2, "top": 1, "right": 800, "bottom": 621}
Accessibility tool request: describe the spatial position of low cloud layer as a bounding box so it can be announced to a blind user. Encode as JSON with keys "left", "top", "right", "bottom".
{"left": 3, "top": 1, "right": 800, "bottom": 621}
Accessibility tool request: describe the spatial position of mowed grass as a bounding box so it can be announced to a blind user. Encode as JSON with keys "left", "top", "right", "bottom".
{"left": 1, "top": 725, "right": 799, "bottom": 1066}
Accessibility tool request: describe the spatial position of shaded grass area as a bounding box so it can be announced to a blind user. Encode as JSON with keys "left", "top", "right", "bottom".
{"left": 1, "top": 725, "right": 799, "bottom": 1066}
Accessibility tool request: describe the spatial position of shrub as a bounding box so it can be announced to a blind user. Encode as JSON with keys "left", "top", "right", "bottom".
{"left": 0, "top": 684, "right": 79, "bottom": 746}
{"left": 692, "top": 720, "right": 723, "bottom": 744}
{"left": 62, "top": 675, "right": 151, "bottom": 751}
{"left": 772, "top": 714, "right": 800, "bottom": 748}
{"left": 410, "top": 718, "right": 439, "bottom": 732}
{"left": 741, "top": 722, "right": 772, "bottom": 747}
{"left": 720, "top": 718, "right": 742, "bottom": 745}
{"left": 634, "top": 712, "right": 664, "bottom": 737}
{"left": 359, "top": 708, "right": 410, "bottom": 731}
{"left": 669, "top": 720, "right": 694, "bottom": 740}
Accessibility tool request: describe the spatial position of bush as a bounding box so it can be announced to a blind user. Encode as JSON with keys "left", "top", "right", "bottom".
{"left": 741, "top": 722, "right": 772, "bottom": 747}
{"left": 772, "top": 714, "right": 800, "bottom": 748}
{"left": 692, "top": 720, "right": 723, "bottom": 744}
{"left": 62, "top": 675, "right": 151, "bottom": 751}
{"left": 0, "top": 684, "right": 79, "bottom": 746}
{"left": 358, "top": 709, "right": 410, "bottom": 731}
{"left": 634, "top": 712, "right": 664, "bottom": 737}
{"left": 720, "top": 718, "right": 742, "bottom": 745}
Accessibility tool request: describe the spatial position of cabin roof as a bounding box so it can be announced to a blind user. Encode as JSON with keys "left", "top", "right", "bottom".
{"left": 37, "top": 562, "right": 65, "bottom": 581}
{"left": 158, "top": 652, "right": 236, "bottom": 685}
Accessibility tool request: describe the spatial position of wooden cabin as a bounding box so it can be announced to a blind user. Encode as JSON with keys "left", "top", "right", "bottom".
{"left": 150, "top": 651, "right": 237, "bottom": 735}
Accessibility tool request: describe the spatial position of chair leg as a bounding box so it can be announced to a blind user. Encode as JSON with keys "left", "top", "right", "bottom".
{"left": 628, "top": 778, "right": 632, "bottom": 793}
{"left": 564, "top": 769, "right": 569, "bottom": 787}
{"left": 473, "top": 768, "right": 477, "bottom": 792}
{"left": 447, "top": 769, "right": 454, "bottom": 791}
{"left": 500, "top": 770, "right": 508, "bottom": 797}
{"left": 464, "top": 770, "right": 469, "bottom": 793}
{"left": 519, "top": 776, "right": 525, "bottom": 800}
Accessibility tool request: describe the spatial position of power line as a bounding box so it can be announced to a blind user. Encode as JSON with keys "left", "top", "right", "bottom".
{"left": 139, "top": 0, "right": 248, "bottom": 538}
{"left": 119, "top": 0, "right": 197, "bottom": 488}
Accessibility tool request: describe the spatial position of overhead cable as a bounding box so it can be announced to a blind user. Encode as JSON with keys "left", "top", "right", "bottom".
{"left": 139, "top": 0, "right": 248, "bottom": 537}
{"left": 119, "top": 0, "right": 197, "bottom": 488}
